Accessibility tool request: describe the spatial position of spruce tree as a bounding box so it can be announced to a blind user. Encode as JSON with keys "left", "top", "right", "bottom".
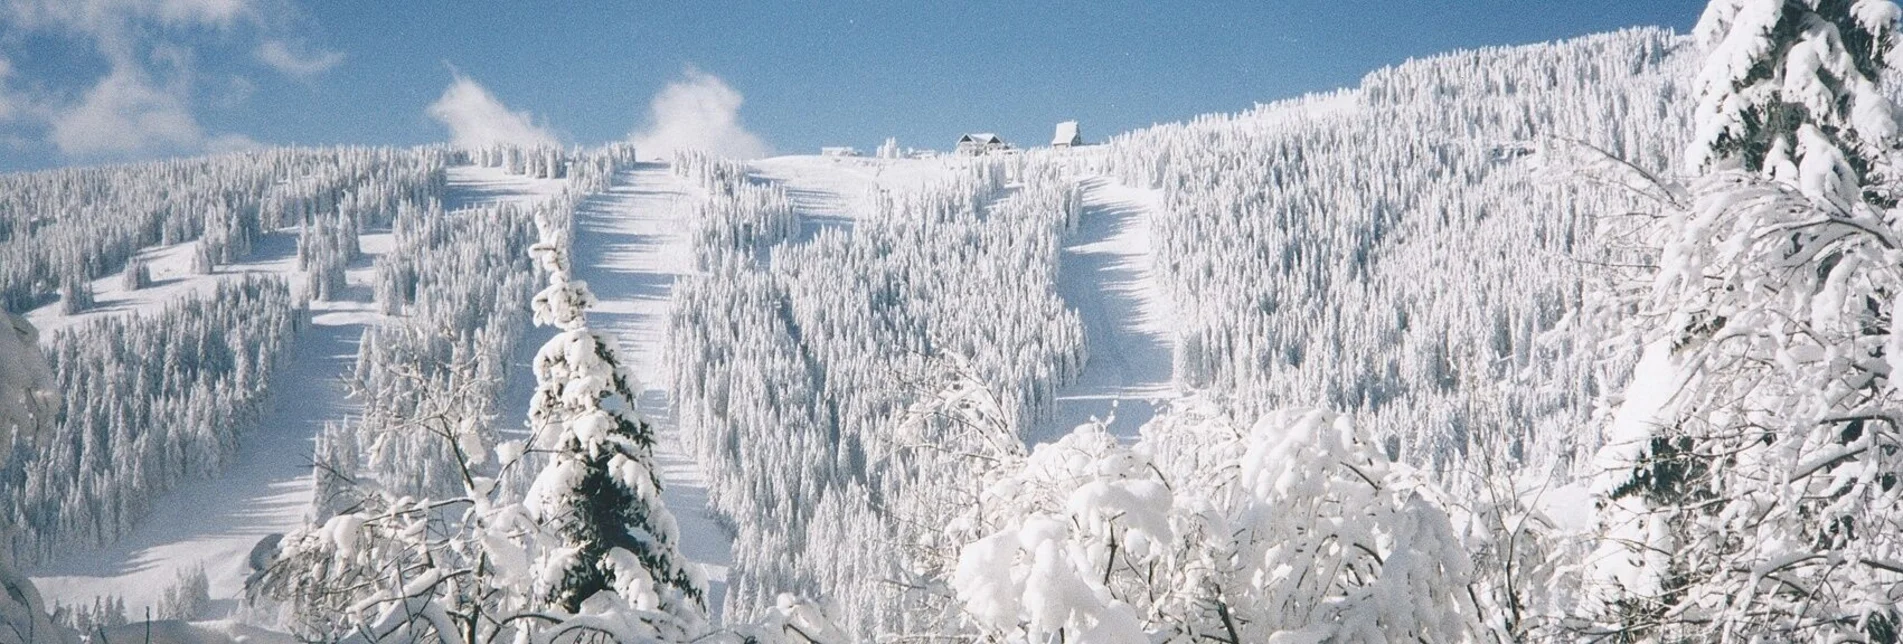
{"left": 1591, "top": 1, "right": 1903, "bottom": 639}
{"left": 1687, "top": 0, "right": 1900, "bottom": 202}
{"left": 522, "top": 237, "right": 706, "bottom": 627}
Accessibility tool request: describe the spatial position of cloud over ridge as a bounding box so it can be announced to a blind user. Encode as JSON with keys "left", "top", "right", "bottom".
{"left": 631, "top": 68, "right": 769, "bottom": 160}
{"left": 426, "top": 73, "right": 559, "bottom": 150}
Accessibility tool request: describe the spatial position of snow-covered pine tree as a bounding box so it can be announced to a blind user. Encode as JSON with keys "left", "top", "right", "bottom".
{"left": 1687, "top": 0, "right": 1900, "bottom": 204}
{"left": 1590, "top": 0, "right": 1903, "bottom": 639}
{"left": 120, "top": 256, "right": 150, "bottom": 291}
{"left": 522, "top": 234, "right": 707, "bottom": 632}
{"left": 56, "top": 277, "right": 91, "bottom": 315}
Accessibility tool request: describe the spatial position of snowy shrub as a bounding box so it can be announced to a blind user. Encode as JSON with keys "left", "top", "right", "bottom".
{"left": 933, "top": 400, "right": 1480, "bottom": 643}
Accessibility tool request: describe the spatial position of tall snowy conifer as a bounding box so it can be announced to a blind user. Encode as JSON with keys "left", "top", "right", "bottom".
{"left": 522, "top": 234, "right": 707, "bottom": 627}
{"left": 1591, "top": 0, "right": 1903, "bottom": 639}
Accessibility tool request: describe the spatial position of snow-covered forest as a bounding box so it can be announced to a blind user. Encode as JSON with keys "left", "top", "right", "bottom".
{"left": 7, "top": 1, "right": 1903, "bottom": 641}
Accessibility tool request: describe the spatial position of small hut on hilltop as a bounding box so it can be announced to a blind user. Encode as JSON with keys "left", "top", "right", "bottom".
{"left": 1052, "top": 121, "right": 1082, "bottom": 148}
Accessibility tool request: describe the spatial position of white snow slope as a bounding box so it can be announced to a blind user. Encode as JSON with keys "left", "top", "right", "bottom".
{"left": 1033, "top": 175, "right": 1177, "bottom": 442}
{"left": 569, "top": 163, "right": 736, "bottom": 618}
{"left": 27, "top": 165, "right": 565, "bottom": 618}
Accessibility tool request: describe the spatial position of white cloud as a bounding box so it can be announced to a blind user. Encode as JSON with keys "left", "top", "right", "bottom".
{"left": 5, "top": 0, "right": 252, "bottom": 48}
{"left": 49, "top": 66, "right": 203, "bottom": 156}
{"left": 256, "top": 39, "right": 343, "bottom": 79}
{"left": 630, "top": 68, "right": 769, "bottom": 160}
{"left": 3, "top": 0, "right": 304, "bottom": 161}
{"left": 154, "top": 0, "right": 249, "bottom": 26}
{"left": 426, "top": 73, "right": 559, "bottom": 149}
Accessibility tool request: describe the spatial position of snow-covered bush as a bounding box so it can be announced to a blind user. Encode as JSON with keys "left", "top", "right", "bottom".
{"left": 931, "top": 400, "right": 1479, "bottom": 643}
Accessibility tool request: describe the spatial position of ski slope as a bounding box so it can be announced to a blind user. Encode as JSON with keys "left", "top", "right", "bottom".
{"left": 568, "top": 163, "right": 736, "bottom": 618}
{"left": 753, "top": 155, "right": 1180, "bottom": 444}
{"left": 1034, "top": 176, "right": 1177, "bottom": 442}
{"left": 27, "top": 165, "right": 566, "bottom": 618}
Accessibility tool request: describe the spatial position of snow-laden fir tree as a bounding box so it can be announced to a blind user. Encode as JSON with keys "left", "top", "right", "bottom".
{"left": 1590, "top": 0, "right": 1903, "bottom": 639}
{"left": 1687, "top": 0, "right": 1900, "bottom": 203}
{"left": 522, "top": 231, "right": 707, "bottom": 631}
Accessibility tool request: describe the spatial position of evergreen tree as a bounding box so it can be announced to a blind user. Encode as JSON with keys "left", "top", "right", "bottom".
{"left": 1687, "top": 0, "right": 1900, "bottom": 204}
{"left": 120, "top": 257, "right": 150, "bottom": 291}
{"left": 1591, "top": 1, "right": 1903, "bottom": 639}
{"left": 522, "top": 235, "right": 706, "bottom": 628}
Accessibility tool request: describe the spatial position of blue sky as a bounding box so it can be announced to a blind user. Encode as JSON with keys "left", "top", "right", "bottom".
{"left": 0, "top": 1, "right": 1709, "bottom": 172}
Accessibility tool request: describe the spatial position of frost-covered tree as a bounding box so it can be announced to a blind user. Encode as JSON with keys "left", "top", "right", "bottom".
{"left": 1589, "top": 0, "right": 1903, "bottom": 639}
{"left": 1686, "top": 0, "right": 1900, "bottom": 204}
{"left": 3, "top": 277, "right": 301, "bottom": 564}
{"left": 522, "top": 231, "right": 706, "bottom": 631}
{"left": 120, "top": 256, "right": 151, "bottom": 291}
{"left": 56, "top": 277, "right": 92, "bottom": 315}
{"left": 157, "top": 564, "right": 211, "bottom": 621}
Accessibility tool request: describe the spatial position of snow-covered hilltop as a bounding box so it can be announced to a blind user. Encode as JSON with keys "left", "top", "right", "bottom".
{"left": 6, "top": 5, "right": 1903, "bottom": 641}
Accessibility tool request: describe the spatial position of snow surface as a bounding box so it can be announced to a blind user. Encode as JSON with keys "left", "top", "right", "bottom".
{"left": 1032, "top": 177, "right": 1177, "bottom": 442}
{"left": 568, "top": 163, "right": 736, "bottom": 618}
{"left": 23, "top": 228, "right": 300, "bottom": 337}
{"left": 27, "top": 164, "right": 568, "bottom": 618}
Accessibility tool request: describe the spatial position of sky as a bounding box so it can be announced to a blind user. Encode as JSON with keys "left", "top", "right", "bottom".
{"left": 0, "top": 1, "right": 1711, "bottom": 172}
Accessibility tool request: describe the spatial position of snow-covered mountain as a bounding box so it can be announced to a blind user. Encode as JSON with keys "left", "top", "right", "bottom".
{"left": 4, "top": 11, "right": 1902, "bottom": 642}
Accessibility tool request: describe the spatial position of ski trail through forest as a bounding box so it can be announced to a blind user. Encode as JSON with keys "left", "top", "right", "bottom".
{"left": 28, "top": 166, "right": 565, "bottom": 617}
{"left": 29, "top": 239, "right": 385, "bottom": 618}
{"left": 1034, "top": 176, "right": 1176, "bottom": 443}
{"left": 570, "top": 163, "right": 736, "bottom": 618}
